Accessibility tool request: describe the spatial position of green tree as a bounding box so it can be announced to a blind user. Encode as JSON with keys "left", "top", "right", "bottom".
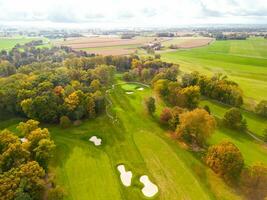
{"left": 223, "top": 108, "right": 247, "bottom": 131}
{"left": 255, "top": 100, "right": 267, "bottom": 118}
{"left": 206, "top": 141, "right": 244, "bottom": 181}
{"left": 145, "top": 97, "right": 156, "bottom": 115}
{"left": 33, "top": 139, "right": 55, "bottom": 170}
{"left": 0, "top": 60, "right": 16, "bottom": 77}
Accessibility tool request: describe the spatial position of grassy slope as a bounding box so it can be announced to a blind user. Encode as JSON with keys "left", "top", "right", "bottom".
{"left": 161, "top": 37, "right": 267, "bottom": 105}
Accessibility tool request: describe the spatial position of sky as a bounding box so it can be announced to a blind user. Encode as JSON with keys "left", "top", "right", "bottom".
{"left": 0, "top": 0, "right": 267, "bottom": 28}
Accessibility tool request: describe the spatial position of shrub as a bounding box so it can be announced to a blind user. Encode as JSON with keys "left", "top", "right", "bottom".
{"left": 59, "top": 116, "right": 71, "bottom": 128}
{"left": 206, "top": 141, "right": 244, "bottom": 181}
{"left": 255, "top": 100, "right": 267, "bottom": 118}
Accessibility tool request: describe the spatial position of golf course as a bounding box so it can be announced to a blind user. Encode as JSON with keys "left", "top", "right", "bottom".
{"left": 1, "top": 78, "right": 267, "bottom": 200}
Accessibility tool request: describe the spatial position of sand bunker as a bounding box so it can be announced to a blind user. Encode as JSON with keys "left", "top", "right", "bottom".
{"left": 89, "top": 136, "right": 102, "bottom": 146}
{"left": 117, "top": 165, "right": 133, "bottom": 187}
{"left": 137, "top": 87, "right": 144, "bottom": 91}
{"left": 20, "top": 138, "right": 28, "bottom": 143}
{"left": 140, "top": 175, "right": 158, "bottom": 197}
{"left": 126, "top": 91, "right": 134, "bottom": 94}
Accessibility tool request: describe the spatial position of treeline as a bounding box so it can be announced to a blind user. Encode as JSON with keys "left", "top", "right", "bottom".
{"left": 0, "top": 120, "right": 64, "bottom": 200}
{"left": 181, "top": 72, "right": 243, "bottom": 107}
{"left": 0, "top": 45, "right": 92, "bottom": 69}
{"left": 122, "top": 56, "right": 180, "bottom": 83}
{"left": 0, "top": 60, "right": 115, "bottom": 123}
{"left": 214, "top": 33, "right": 248, "bottom": 40}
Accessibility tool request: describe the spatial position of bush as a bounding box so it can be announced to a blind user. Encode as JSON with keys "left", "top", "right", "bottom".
{"left": 206, "top": 141, "right": 244, "bottom": 181}
{"left": 73, "top": 120, "right": 82, "bottom": 126}
{"left": 48, "top": 186, "right": 65, "bottom": 200}
{"left": 255, "top": 100, "right": 267, "bottom": 118}
{"left": 59, "top": 116, "right": 71, "bottom": 128}
{"left": 223, "top": 108, "right": 247, "bottom": 131}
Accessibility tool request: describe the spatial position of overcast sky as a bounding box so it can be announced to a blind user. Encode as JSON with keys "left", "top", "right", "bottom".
{"left": 0, "top": 0, "right": 267, "bottom": 28}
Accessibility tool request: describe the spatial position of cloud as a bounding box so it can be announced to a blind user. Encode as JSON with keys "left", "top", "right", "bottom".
{"left": 0, "top": 0, "right": 267, "bottom": 27}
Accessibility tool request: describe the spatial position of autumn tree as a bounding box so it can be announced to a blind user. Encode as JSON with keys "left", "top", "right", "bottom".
{"left": 223, "top": 108, "right": 247, "bottom": 131}
{"left": 168, "top": 106, "right": 185, "bottom": 130}
{"left": 178, "top": 85, "right": 200, "bottom": 109}
{"left": 241, "top": 163, "right": 267, "bottom": 200}
{"left": 86, "top": 95, "right": 96, "bottom": 118}
{"left": 206, "top": 141, "right": 244, "bottom": 181}
{"left": 17, "top": 120, "right": 40, "bottom": 136}
{"left": 176, "top": 108, "right": 216, "bottom": 146}
{"left": 160, "top": 107, "right": 172, "bottom": 124}
{"left": 145, "top": 97, "right": 156, "bottom": 115}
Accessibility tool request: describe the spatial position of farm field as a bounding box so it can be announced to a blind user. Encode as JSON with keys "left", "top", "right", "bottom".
{"left": 58, "top": 36, "right": 165, "bottom": 56}
{"left": 161, "top": 37, "right": 214, "bottom": 49}
{"left": 161, "top": 37, "right": 267, "bottom": 107}
{"left": 59, "top": 36, "right": 214, "bottom": 56}
{"left": 0, "top": 36, "right": 50, "bottom": 50}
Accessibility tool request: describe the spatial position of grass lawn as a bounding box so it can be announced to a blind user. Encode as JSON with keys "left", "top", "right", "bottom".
{"left": 161, "top": 37, "right": 267, "bottom": 105}
{"left": 200, "top": 99, "right": 267, "bottom": 138}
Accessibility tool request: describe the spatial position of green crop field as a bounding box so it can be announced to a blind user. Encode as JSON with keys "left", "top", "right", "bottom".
{"left": 0, "top": 36, "right": 51, "bottom": 50}
{"left": 161, "top": 37, "right": 267, "bottom": 106}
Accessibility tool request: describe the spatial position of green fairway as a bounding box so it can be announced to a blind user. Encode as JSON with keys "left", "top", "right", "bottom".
{"left": 161, "top": 37, "right": 267, "bottom": 105}
{"left": 200, "top": 99, "right": 267, "bottom": 138}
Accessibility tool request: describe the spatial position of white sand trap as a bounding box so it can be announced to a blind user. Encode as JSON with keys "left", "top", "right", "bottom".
{"left": 20, "top": 138, "right": 28, "bottom": 143}
{"left": 89, "top": 136, "right": 102, "bottom": 146}
{"left": 117, "top": 165, "right": 133, "bottom": 187}
{"left": 126, "top": 91, "right": 134, "bottom": 94}
{"left": 140, "top": 175, "right": 158, "bottom": 197}
{"left": 137, "top": 87, "right": 144, "bottom": 91}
